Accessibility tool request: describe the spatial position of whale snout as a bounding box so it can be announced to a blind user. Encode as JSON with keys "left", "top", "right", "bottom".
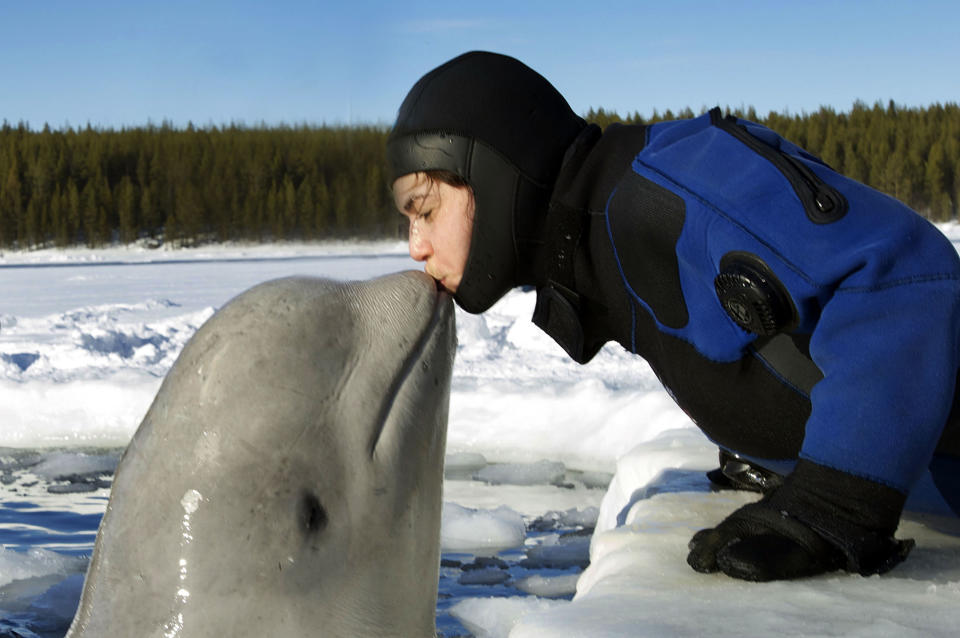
{"left": 360, "top": 269, "right": 453, "bottom": 324}
{"left": 361, "top": 271, "right": 456, "bottom": 460}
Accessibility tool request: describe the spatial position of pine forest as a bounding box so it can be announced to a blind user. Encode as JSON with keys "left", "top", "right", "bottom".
{"left": 0, "top": 100, "right": 958, "bottom": 250}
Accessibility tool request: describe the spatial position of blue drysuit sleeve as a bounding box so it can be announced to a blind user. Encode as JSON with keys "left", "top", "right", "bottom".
{"left": 802, "top": 211, "right": 960, "bottom": 493}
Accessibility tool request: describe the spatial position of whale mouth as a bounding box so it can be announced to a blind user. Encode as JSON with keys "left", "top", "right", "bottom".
{"left": 368, "top": 279, "right": 455, "bottom": 457}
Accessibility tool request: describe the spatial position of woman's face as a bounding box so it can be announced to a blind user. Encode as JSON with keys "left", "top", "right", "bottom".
{"left": 393, "top": 172, "right": 475, "bottom": 293}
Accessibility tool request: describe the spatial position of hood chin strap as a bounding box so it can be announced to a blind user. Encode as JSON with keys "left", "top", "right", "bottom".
{"left": 532, "top": 125, "right": 603, "bottom": 364}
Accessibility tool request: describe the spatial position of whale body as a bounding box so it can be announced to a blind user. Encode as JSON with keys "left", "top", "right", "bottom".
{"left": 66, "top": 271, "right": 456, "bottom": 637}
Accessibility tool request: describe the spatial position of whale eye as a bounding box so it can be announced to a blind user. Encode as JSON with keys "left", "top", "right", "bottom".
{"left": 299, "top": 491, "right": 328, "bottom": 535}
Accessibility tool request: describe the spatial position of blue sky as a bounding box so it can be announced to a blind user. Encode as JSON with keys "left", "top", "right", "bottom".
{"left": 1, "top": 0, "right": 957, "bottom": 130}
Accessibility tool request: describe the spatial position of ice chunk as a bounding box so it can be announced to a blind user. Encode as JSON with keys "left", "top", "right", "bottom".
{"left": 441, "top": 503, "right": 526, "bottom": 553}
{"left": 444, "top": 452, "right": 488, "bottom": 479}
{"left": 47, "top": 482, "right": 105, "bottom": 494}
{"left": 514, "top": 573, "right": 580, "bottom": 598}
{"left": 77, "top": 328, "right": 168, "bottom": 359}
{"left": 522, "top": 532, "right": 591, "bottom": 569}
{"left": 458, "top": 568, "right": 510, "bottom": 586}
{"left": 30, "top": 451, "right": 119, "bottom": 481}
{"left": 474, "top": 460, "right": 566, "bottom": 486}
{"left": 557, "top": 507, "right": 598, "bottom": 528}
{"left": 0, "top": 548, "right": 87, "bottom": 590}
{"left": 576, "top": 471, "right": 613, "bottom": 490}
{"left": 530, "top": 507, "right": 599, "bottom": 531}
{"left": 450, "top": 596, "right": 567, "bottom": 638}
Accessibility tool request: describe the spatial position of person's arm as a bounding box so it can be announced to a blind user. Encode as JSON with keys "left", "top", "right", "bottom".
{"left": 690, "top": 215, "right": 960, "bottom": 581}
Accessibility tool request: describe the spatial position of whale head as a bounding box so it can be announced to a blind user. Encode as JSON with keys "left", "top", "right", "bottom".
{"left": 67, "top": 271, "right": 456, "bottom": 638}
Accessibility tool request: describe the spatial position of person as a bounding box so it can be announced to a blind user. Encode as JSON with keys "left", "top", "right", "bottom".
{"left": 387, "top": 51, "right": 960, "bottom": 582}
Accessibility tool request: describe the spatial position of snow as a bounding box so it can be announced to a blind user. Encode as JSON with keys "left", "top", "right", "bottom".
{"left": 4, "top": 227, "right": 960, "bottom": 636}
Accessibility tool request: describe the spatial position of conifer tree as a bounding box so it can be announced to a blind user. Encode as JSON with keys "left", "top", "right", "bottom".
{"left": 50, "top": 185, "right": 68, "bottom": 247}
{"left": 282, "top": 175, "right": 297, "bottom": 238}
{"left": 80, "top": 180, "right": 100, "bottom": 247}
{"left": 331, "top": 172, "right": 350, "bottom": 233}
{"left": 314, "top": 175, "right": 330, "bottom": 237}
{"left": 117, "top": 176, "right": 137, "bottom": 243}
{"left": 927, "top": 140, "right": 955, "bottom": 220}
{"left": 24, "top": 195, "right": 41, "bottom": 247}
{"left": 297, "top": 177, "right": 315, "bottom": 239}
{"left": 65, "top": 178, "right": 81, "bottom": 244}
{"left": 1, "top": 162, "right": 23, "bottom": 246}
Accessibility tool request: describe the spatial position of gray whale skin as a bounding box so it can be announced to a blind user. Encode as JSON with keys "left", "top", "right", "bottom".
{"left": 66, "top": 271, "right": 456, "bottom": 638}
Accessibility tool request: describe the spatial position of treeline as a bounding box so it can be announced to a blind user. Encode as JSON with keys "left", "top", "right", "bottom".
{"left": 1, "top": 100, "right": 959, "bottom": 249}
{"left": 0, "top": 122, "right": 392, "bottom": 249}
{"left": 586, "top": 100, "right": 960, "bottom": 221}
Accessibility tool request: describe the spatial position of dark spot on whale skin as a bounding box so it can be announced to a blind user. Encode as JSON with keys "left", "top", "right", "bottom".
{"left": 299, "top": 491, "right": 328, "bottom": 536}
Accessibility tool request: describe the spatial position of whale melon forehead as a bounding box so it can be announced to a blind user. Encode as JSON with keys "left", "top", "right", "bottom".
{"left": 221, "top": 272, "right": 438, "bottom": 339}
{"left": 153, "top": 271, "right": 446, "bottom": 462}
{"left": 203, "top": 272, "right": 436, "bottom": 354}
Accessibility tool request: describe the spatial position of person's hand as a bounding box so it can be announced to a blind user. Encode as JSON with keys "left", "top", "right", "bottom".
{"left": 687, "top": 459, "right": 915, "bottom": 581}
{"left": 687, "top": 499, "right": 845, "bottom": 580}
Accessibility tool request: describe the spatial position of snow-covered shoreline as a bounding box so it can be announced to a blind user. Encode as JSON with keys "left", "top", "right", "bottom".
{"left": 3, "top": 223, "right": 960, "bottom": 636}
{"left": 0, "top": 236, "right": 686, "bottom": 471}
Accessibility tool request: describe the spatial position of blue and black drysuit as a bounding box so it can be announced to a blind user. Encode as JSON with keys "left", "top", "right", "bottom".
{"left": 533, "top": 110, "right": 960, "bottom": 579}
{"left": 387, "top": 51, "right": 960, "bottom": 581}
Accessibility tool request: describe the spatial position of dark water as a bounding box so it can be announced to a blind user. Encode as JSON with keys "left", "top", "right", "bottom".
{"left": 0, "top": 450, "right": 595, "bottom": 638}
{"left": 0, "top": 449, "right": 111, "bottom": 638}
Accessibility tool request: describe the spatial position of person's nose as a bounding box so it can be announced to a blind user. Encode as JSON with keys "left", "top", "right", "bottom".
{"left": 408, "top": 219, "right": 431, "bottom": 262}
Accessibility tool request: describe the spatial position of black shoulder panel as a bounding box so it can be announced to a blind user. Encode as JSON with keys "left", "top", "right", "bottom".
{"left": 607, "top": 170, "right": 689, "bottom": 329}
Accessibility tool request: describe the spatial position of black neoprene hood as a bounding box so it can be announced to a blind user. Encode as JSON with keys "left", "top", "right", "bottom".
{"left": 387, "top": 51, "right": 586, "bottom": 313}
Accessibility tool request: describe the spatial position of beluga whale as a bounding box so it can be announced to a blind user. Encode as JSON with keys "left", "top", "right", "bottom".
{"left": 66, "top": 270, "right": 456, "bottom": 638}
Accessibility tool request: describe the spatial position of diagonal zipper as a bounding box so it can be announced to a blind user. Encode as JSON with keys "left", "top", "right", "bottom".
{"left": 710, "top": 108, "right": 848, "bottom": 224}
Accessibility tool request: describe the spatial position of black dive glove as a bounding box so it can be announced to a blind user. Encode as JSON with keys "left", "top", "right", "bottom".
{"left": 687, "top": 459, "right": 915, "bottom": 581}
